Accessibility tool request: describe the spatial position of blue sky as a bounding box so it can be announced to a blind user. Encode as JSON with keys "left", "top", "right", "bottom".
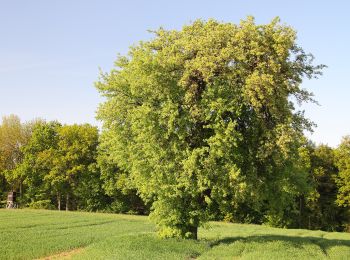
{"left": 0, "top": 1, "right": 349, "bottom": 147}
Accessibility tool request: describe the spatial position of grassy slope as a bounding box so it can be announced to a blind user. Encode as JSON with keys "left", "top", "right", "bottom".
{"left": 1, "top": 209, "right": 350, "bottom": 260}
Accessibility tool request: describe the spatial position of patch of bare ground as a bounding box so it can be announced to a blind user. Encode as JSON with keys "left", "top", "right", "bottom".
{"left": 36, "top": 247, "right": 84, "bottom": 260}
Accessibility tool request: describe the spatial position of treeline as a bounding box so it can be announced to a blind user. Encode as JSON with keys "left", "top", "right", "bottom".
{"left": 0, "top": 115, "right": 146, "bottom": 214}
{"left": 0, "top": 114, "right": 350, "bottom": 231}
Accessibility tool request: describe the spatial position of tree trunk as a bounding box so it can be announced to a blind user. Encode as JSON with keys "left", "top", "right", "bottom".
{"left": 19, "top": 181, "right": 22, "bottom": 198}
{"left": 188, "top": 226, "right": 198, "bottom": 240}
{"left": 309, "top": 216, "right": 311, "bottom": 230}
{"left": 299, "top": 196, "right": 302, "bottom": 229}
{"left": 66, "top": 193, "right": 69, "bottom": 211}
{"left": 57, "top": 192, "right": 61, "bottom": 211}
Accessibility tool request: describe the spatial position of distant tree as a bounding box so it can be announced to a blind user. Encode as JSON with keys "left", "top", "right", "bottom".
{"left": 96, "top": 17, "right": 324, "bottom": 239}
{"left": 335, "top": 136, "right": 350, "bottom": 208}
{"left": 19, "top": 121, "right": 61, "bottom": 209}
{"left": 299, "top": 144, "right": 348, "bottom": 231}
{"left": 19, "top": 122, "right": 103, "bottom": 211}
{"left": 45, "top": 124, "right": 100, "bottom": 210}
{"left": 0, "top": 149, "right": 7, "bottom": 195}
{"left": 0, "top": 115, "right": 40, "bottom": 197}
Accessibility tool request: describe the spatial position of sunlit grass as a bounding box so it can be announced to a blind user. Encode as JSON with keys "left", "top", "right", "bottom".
{"left": 1, "top": 209, "right": 350, "bottom": 259}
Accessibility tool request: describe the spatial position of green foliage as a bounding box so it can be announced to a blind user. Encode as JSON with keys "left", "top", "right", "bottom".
{"left": 20, "top": 121, "right": 61, "bottom": 206}
{"left": 98, "top": 136, "right": 148, "bottom": 214}
{"left": 48, "top": 124, "right": 100, "bottom": 210}
{"left": 96, "top": 17, "right": 323, "bottom": 238}
{"left": 0, "top": 115, "right": 40, "bottom": 192}
{"left": 16, "top": 121, "right": 106, "bottom": 211}
{"left": 305, "top": 144, "right": 348, "bottom": 231}
{"left": 268, "top": 143, "right": 349, "bottom": 232}
{"left": 335, "top": 136, "right": 350, "bottom": 207}
{"left": 0, "top": 116, "right": 146, "bottom": 213}
{"left": 28, "top": 200, "right": 55, "bottom": 210}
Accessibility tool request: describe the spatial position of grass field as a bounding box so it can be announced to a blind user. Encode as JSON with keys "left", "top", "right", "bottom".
{"left": 1, "top": 209, "right": 350, "bottom": 259}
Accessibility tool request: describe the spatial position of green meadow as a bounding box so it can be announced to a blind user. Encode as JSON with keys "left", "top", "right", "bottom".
{"left": 1, "top": 209, "right": 350, "bottom": 259}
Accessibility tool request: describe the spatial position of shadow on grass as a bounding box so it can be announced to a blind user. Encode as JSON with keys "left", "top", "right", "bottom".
{"left": 209, "top": 234, "right": 350, "bottom": 256}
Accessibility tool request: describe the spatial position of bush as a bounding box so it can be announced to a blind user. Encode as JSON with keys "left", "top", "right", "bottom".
{"left": 28, "top": 200, "right": 55, "bottom": 210}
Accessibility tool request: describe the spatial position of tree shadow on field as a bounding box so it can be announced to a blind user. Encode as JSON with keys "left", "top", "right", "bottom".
{"left": 209, "top": 234, "right": 350, "bottom": 256}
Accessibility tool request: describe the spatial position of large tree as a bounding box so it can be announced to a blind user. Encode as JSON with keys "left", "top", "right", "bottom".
{"left": 96, "top": 17, "right": 324, "bottom": 239}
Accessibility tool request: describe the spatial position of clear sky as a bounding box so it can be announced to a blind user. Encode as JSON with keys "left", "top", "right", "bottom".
{"left": 0, "top": 1, "right": 349, "bottom": 147}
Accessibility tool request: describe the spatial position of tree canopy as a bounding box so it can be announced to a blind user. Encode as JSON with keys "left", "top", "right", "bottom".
{"left": 335, "top": 136, "right": 350, "bottom": 207}
{"left": 0, "top": 115, "right": 39, "bottom": 194}
{"left": 96, "top": 17, "right": 324, "bottom": 238}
